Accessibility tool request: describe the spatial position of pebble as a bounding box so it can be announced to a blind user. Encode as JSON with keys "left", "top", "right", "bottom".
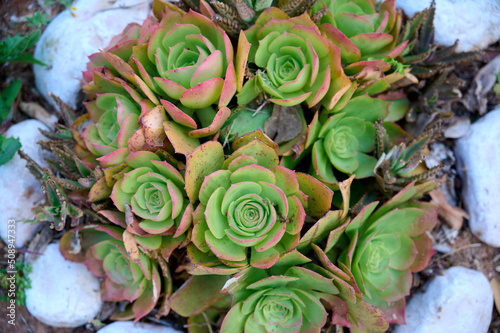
{"left": 98, "top": 321, "right": 184, "bottom": 333}
{"left": 33, "top": 0, "right": 151, "bottom": 110}
{"left": 0, "top": 120, "right": 51, "bottom": 248}
{"left": 25, "top": 242, "right": 102, "bottom": 327}
{"left": 397, "top": 0, "right": 500, "bottom": 52}
{"left": 394, "top": 266, "right": 493, "bottom": 333}
{"left": 455, "top": 108, "right": 500, "bottom": 247}
{"left": 444, "top": 116, "right": 471, "bottom": 139}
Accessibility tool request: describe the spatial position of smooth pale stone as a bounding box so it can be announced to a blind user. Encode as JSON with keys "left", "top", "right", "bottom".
{"left": 0, "top": 120, "right": 51, "bottom": 248}
{"left": 444, "top": 116, "right": 470, "bottom": 139}
{"left": 34, "top": 0, "right": 151, "bottom": 110}
{"left": 25, "top": 242, "right": 102, "bottom": 327}
{"left": 397, "top": 0, "right": 500, "bottom": 52}
{"left": 98, "top": 321, "right": 184, "bottom": 333}
{"left": 394, "top": 266, "right": 493, "bottom": 333}
{"left": 455, "top": 108, "right": 500, "bottom": 247}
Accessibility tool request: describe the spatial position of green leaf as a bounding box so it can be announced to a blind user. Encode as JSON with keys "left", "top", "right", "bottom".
{"left": 27, "top": 12, "right": 51, "bottom": 28}
{"left": 0, "top": 30, "right": 42, "bottom": 64}
{"left": 0, "top": 80, "right": 21, "bottom": 121}
{"left": 9, "top": 53, "right": 47, "bottom": 66}
{"left": 0, "top": 134, "right": 21, "bottom": 165}
{"left": 384, "top": 58, "right": 410, "bottom": 75}
{"left": 1, "top": 80, "right": 22, "bottom": 107}
{"left": 170, "top": 275, "right": 230, "bottom": 317}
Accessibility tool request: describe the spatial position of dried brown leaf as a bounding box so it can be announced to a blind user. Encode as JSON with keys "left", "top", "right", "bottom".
{"left": 429, "top": 189, "right": 468, "bottom": 230}
{"left": 123, "top": 230, "right": 140, "bottom": 262}
{"left": 19, "top": 101, "right": 58, "bottom": 130}
{"left": 491, "top": 278, "right": 500, "bottom": 314}
{"left": 464, "top": 54, "right": 500, "bottom": 115}
{"left": 264, "top": 104, "right": 302, "bottom": 144}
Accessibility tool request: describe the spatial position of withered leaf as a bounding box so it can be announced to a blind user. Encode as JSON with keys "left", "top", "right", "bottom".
{"left": 429, "top": 189, "right": 469, "bottom": 230}
{"left": 465, "top": 54, "right": 500, "bottom": 115}
{"left": 264, "top": 104, "right": 302, "bottom": 145}
{"left": 123, "top": 230, "right": 140, "bottom": 262}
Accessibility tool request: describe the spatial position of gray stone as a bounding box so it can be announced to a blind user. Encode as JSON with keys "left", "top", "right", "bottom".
{"left": 455, "top": 108, "right": 500, "bottom": 247}
{"left": 26, "top": 242, "right": 102, "bottom": 327}
{"left": 397, "top": 0, "right": 500, "bottom": 52}
{"left": 98, "top": 321, "right": 184, "bottom": 333}
{"left": 34, "top": 0, "right": 151, "bottom": 110}
{"left": 394, "top": 266, "right": 493, "bottom": 333}
{"left": 0, "top": 120, "right": 51, "bottom": 248}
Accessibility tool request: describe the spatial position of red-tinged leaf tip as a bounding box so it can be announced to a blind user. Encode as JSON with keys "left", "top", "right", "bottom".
{"left": 189, "top": 106, "right": 231, "bottom": 138}
{"left": 185, "top": 140, "right": 224, "bottom": 203}
{"left": 180, "top": 77, "right": 224, "bottom": 109}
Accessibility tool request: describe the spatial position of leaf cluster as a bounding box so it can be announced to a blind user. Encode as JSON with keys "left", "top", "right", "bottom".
{"left": 0, "top": 30, "right": 45, "bottom": 66}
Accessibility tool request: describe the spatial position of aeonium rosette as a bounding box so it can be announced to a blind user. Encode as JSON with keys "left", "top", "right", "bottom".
{"left": 146, "top": 7, "right": 236, "bottom": 110}
{"left": 236, "top": 8, "right": 351, "bottom": 109}
{"left": 311, "top": 0, "right": 410, "bottom": 97}
{"left": 86, "top": 238, "right": 162, "bottom": 320}
{"left": 85, "top": 4, "right": 236, "bottom": 110}
{"left": 184, "top": 138, "right": 333, "bottom": 274}
{"left": 82, "top": 93, "right": 141, "bottom": 167}
{"left": 96, "top": 150, "right": 193, "bottom": 259}
{"left": 220, "top": 266, "right": 336, "bottom": 333}
{"left": 319, "top": 181, "right": 438, "bottom": 324}
{"left": 218, "top": 249, "right": 389, "bottom": 333}
{"left": 306, "top": 95, "right": 390, "bottom": 185}
{"left": 59, "top": 226, "right": 165, "bottom": 321}
{"left": 313, "top": 0, "right": 406, "bottom": 63}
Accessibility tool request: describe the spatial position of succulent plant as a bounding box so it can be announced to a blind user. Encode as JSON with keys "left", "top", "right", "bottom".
{"left": 221, "top": 267, "right": 331, "bottom": 332}
{"left": 146, "top": 9, "right": 236, "bottom": 110}
{"left": 199, "top": 0, "right": 276, "bottom": 34}
{"left": 307, "top": 0, "right": 410, "bottom": 98}
{"left": 58, "top": 223, "right": 167, "bottom": 321}
{"left": 184, "top": 139, "right": 332, "bottom": 274}
{"left": 318, "top": 181, "right": 438, "bottom": 323}
{"left": 86, "top": 6, "right": 236, "bottom": 111}
{"left": 83, "top": 4, "right": 237, "bottom": 155}
{"left": 82, "top": 93, "right": 141, "bottom": 167}
{"left": 220, "top": 247, "right": 389, "bottom": 333}
{"left": 24, "top": 1, "right": 447, "bottom": 331}
{"left": 18, "top": 150, "right": 89, "bottom": 231}
{"left": 373, "top": 120, "right": 443, "bottom": 192}
{"left": 306, "top": 95, "right": 390, "bottom": 185}
{"left": 86, "top": 237, "right": 162, "bottom": 320}
{"left": 394, "top": 1, "right": 481, "bottom": 117}
{"left": 236, "top": 8, "right": 351, "bottom": 109}
{"left": 95, "top": 150, "right": 193, "bottom": 259}
{"left": 197, "top": 0, "right": 318, "bottom": 36}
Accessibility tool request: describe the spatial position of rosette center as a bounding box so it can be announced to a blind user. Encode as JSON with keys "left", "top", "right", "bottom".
{"left": 229, "top": 194, "right": 273, "bottom": 235}
{"left": 367, "top": 244, "right": 390, "bottom": 273}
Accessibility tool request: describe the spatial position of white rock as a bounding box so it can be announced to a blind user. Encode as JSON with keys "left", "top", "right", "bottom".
{"left": 0, "top": 120, "right": 51, "bottom": 248}
{"left": 455, "top": 108, "right": 500, "bottom": 247}
{"left": 34, "top": 0, "right": 151, "bottom": 110}
{"left": 26, "top": 242, "right": 102, "bottom": 327}
{"left": 394, "top": 266, "right": 493, "bottom": 333}
{"left": 444, "top": 116, "right": 470, "bottom": 139}
{"left": 98, "top": 321, "right": 183, "bottom": 333}
{"left": 397, "top": 0, "right": 500, "bottom": 52}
